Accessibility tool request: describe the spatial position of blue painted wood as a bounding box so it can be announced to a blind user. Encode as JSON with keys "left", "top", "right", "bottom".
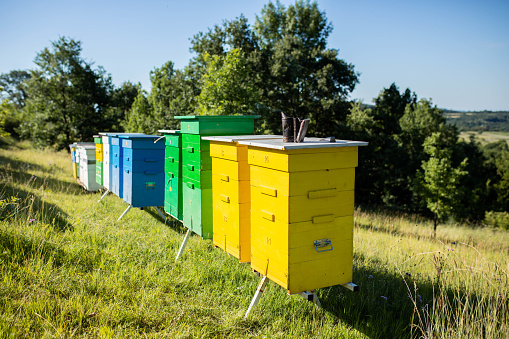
{"left": 120, "top": 134, "right": 165, "bottom": 208}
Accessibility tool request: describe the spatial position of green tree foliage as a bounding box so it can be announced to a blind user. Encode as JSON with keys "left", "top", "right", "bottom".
{"left": 483, "top": 141, "right": 509, "bottom": 210}
{"left": 20, "top": 37, "right": 112, "bottom": 149}
{"left": 190, "top": 0, "right": 358, "bottom": 135}
{"left": 0, "top": 70, "right": 31, "bottom": 137}
{"left": 122, "top": 90, "right": 152, "bottom": 133}
{"left": 419, "top": 132, "right": 468, "bottom": 236}
{"left": 104, "top": 81, "right": 140, "bottom": 131}
{"left": 0, "top": 70, "right": 31, "bottom": 108}
{"left": 347, "top": 83, "right": 417, "bottom": 208}
{"left": 122, "top": 62, "right": 197, "bottom": 134}
{"left": 0, "top": 99, "right": 13, "bottom": 137}
{"left": 197, "top": 49, "right": 258, "bottom": 115}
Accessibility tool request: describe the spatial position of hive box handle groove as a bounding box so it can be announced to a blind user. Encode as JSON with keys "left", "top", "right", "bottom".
{"left": 312, "top": 214, "right": 334, "bottom": 224}
{"left": 308, "top": 188, "right": 337, "bottom": 199}
{"left": 260, "top": 186, "right": 277, "bottom": 197}
{"left": 261, "top": 210, "right": 275, "bottom": 222}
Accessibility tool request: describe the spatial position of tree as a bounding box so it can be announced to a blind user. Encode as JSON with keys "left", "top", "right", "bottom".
{"left": 0, "top": 99, "right": 13, "bottom": 137}
{"left": 122, "top": 62, "right": 198, "bottom": 134}
{"left": 20, "top": 37, "right": 112, "bottom": 149}
{"left": 197, "top": 49, "right": 258, "bottom": 115}
{"left": 0, "top": 70, "right": 31, "bottom": 108}
{"left": 419, "top": 132, "right": 467, "bottom": 237}
{"left": 189, "top": 0, "right": 358, "bottom": 135}
{"left": 121, "top": 90, "right": 153, "bottom": 133}
{"left": 346, "top": 84, "right": 417, "bottom": 207}
{"left": 104, "top": 81, "right": 140, "bottom": 131}
{"left": 253, "top": 0, "right": 358, "bottom": 135}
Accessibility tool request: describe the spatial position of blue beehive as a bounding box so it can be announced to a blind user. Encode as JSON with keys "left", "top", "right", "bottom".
{"left": 120, "top": 134, "right": 165, "bottom": 208}
{"left": 111, "top": 136, "right": 124, "bottom": 198}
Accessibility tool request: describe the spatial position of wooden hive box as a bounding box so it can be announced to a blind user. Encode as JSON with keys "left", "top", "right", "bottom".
{"left": 159, "top": 130, "right": 183, "bottom": 221}
{"left": 238, "top": 137, "right": 367, "bottom": 294}
{"left": 120, "top": 134, "right": 165, "bottom": 208}
{"left": 203, "top": 135, "right": 281, "bottom": 263}
{"left": 174, "top": 115, "right": 260, "bottom": 239}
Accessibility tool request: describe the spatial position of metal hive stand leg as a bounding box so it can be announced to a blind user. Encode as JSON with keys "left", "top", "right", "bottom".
{"left": 175, "top": 229, "right": 191, "bottom": 262}
{"left": 98, "top": 189, "right": 110, "bottom": 202}
{"left": 244, "top": 275, "right": 268, "bottom": 319}
{"left": 117, "top": 205, "right": 132, "bottom": 221}
{"left": 153, "top": 206, "right": 167, "bottom": 221}
{"left": 299, "top": 290, "right": 322, "bottom": 308}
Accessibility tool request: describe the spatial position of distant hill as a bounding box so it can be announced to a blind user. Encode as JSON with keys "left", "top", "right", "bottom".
{"left": 444, "top": 110, "right": 509, "bottom": 132}
{"left": 353, "top": 102, "right": 509, "bottom": 132}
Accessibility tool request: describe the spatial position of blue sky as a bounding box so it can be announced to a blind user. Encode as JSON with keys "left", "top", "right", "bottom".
{"left": 1, "top": 0, "right": 508, "bottom": 111}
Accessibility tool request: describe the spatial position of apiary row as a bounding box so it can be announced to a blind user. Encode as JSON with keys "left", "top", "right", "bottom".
{"left": 70, "top": 115, "right": 367, "bottom": 296}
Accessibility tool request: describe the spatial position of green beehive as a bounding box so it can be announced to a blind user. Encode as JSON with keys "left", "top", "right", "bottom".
{"left": 159, "top": 130, "right": 183, "bottom": 221}
{"left": 94, "top": 135, "right": 103, "bottom": 186}
{"left": 174, "top": 115, "right": 259, "bottom": 239}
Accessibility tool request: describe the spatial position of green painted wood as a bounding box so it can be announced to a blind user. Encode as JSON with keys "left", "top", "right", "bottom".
{"left": 182, "top": 169, "right": 212, "bottom": 190}
{"left": 162, "top": 132, "right": 183, "bottom": 222}
{"left": 182, "top": 184, "right": 213, "bottom": 239}
{"left": 165, "top": 146, "right": 181, "bottom": 163}
{"left": 175, "top": 115, "right": 259, "bottom": 136}
{"left": 165, "top": 172, "right": 183, "bottom": 221}
{"left": 165, "top": 134, "right": 181, "bottom": 148}
{"left": 96, "top": 161, "right": 103, "bottom": 185}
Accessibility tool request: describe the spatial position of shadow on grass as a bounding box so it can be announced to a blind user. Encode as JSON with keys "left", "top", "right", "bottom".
{"left": 0, "top": 154, "right": 83, "bottom": 196}
{"left": 0, "top": 228, "right": 100, "bottom": 272}
{"left": 140, "top": 206, "right": 187, "bottom": 232}
{"left": 0, "top": 183, "right": 73, "bottom": 232}
{"left": 317, "top": 254, "right": 418, "bottom": 338}
{"left": 317, "top": 251, "right": 507, "bottom": 339}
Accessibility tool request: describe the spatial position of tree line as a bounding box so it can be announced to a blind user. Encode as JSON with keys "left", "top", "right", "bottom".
{"left": 1, "top": 0, "right": 507, "bottom": 228}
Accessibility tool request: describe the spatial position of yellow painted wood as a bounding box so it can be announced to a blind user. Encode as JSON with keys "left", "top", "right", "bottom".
{"left": 250, "top": 209, "right": 354, "bottom": 293}
{"left": 210, "top": 141, "right": 253, "bottom": 262}
{"left": 251, "top": 187, "right": 355, "bottom": 223}
{"left": 72, "top": 163, "right": 77, "bottom": 179}
{"left": 250, "top": 166, "right": 355, "bottom": 196}
{"left": 210, "top": 142, "right": 248, "bottom": 162}
{"left": 95, "top": 144, "right": 103, "bottom": 162}
{"left": 288, "top": 240, "right": 353, "bottom": 293}
{"left": 212, "top": 174, "right": 250, "bottom": 204}
{"left": 247, "top": 146, "right": 358, "bottom": 172}
{"left": 211, "top": 157, "right": 249, "bottom": 181}
{"left": 247, "top": 142, "right": 361, "bottom": 293}
{"left": 251, "top": 256, "right": 288, "bottom": 289}
{"left": 212, "top": 197, "right": 251, "bottom": 262}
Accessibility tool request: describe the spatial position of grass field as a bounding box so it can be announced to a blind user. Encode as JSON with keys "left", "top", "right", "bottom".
{"left": 459, "top": 131, "right": 509, "bottom": 144}
{"left": 1, "top": 140, "right": 508, "bottom": 338}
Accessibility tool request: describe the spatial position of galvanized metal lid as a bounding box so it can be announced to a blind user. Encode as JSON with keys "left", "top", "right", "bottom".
{"left": 237, "top": 137, "right": 368, "bottom": 150}
{"left": 158, "top": 129, "right": 181, "bottom": 134}
{"left": 201, "top": 135, "right": 281, "bottom": 143}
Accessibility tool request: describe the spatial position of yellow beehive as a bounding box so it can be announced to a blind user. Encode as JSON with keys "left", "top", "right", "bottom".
{"left": 95, "top": 143, "right": 103, "bottom": 162}
{"left": 204, "top": 135, "right": 280, "bottom": 263}
{"left": 238, "top": 137, "right": 367, "bottom": 294}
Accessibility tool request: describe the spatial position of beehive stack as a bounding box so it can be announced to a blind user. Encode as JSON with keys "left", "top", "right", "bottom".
{"left": 238, "top": 137, "right": 367, "bottom": 294}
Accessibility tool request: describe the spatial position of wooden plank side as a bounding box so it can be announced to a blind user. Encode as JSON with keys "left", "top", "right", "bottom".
{"left": 288, "top": 239, "right": 353, "bottom": 293}
{"left": 250, "top": 166, "right": 355, "bottom": 197}
{"left": 251, "top": 188, "right": 355, "bottom": 223}
{"left": 247, "top": 146, "right": 358, "bottom": 172}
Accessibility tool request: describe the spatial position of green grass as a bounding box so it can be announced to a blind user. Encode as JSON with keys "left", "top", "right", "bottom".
{"left": 1, "top": 141, "right": 508, "bottom": 338}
